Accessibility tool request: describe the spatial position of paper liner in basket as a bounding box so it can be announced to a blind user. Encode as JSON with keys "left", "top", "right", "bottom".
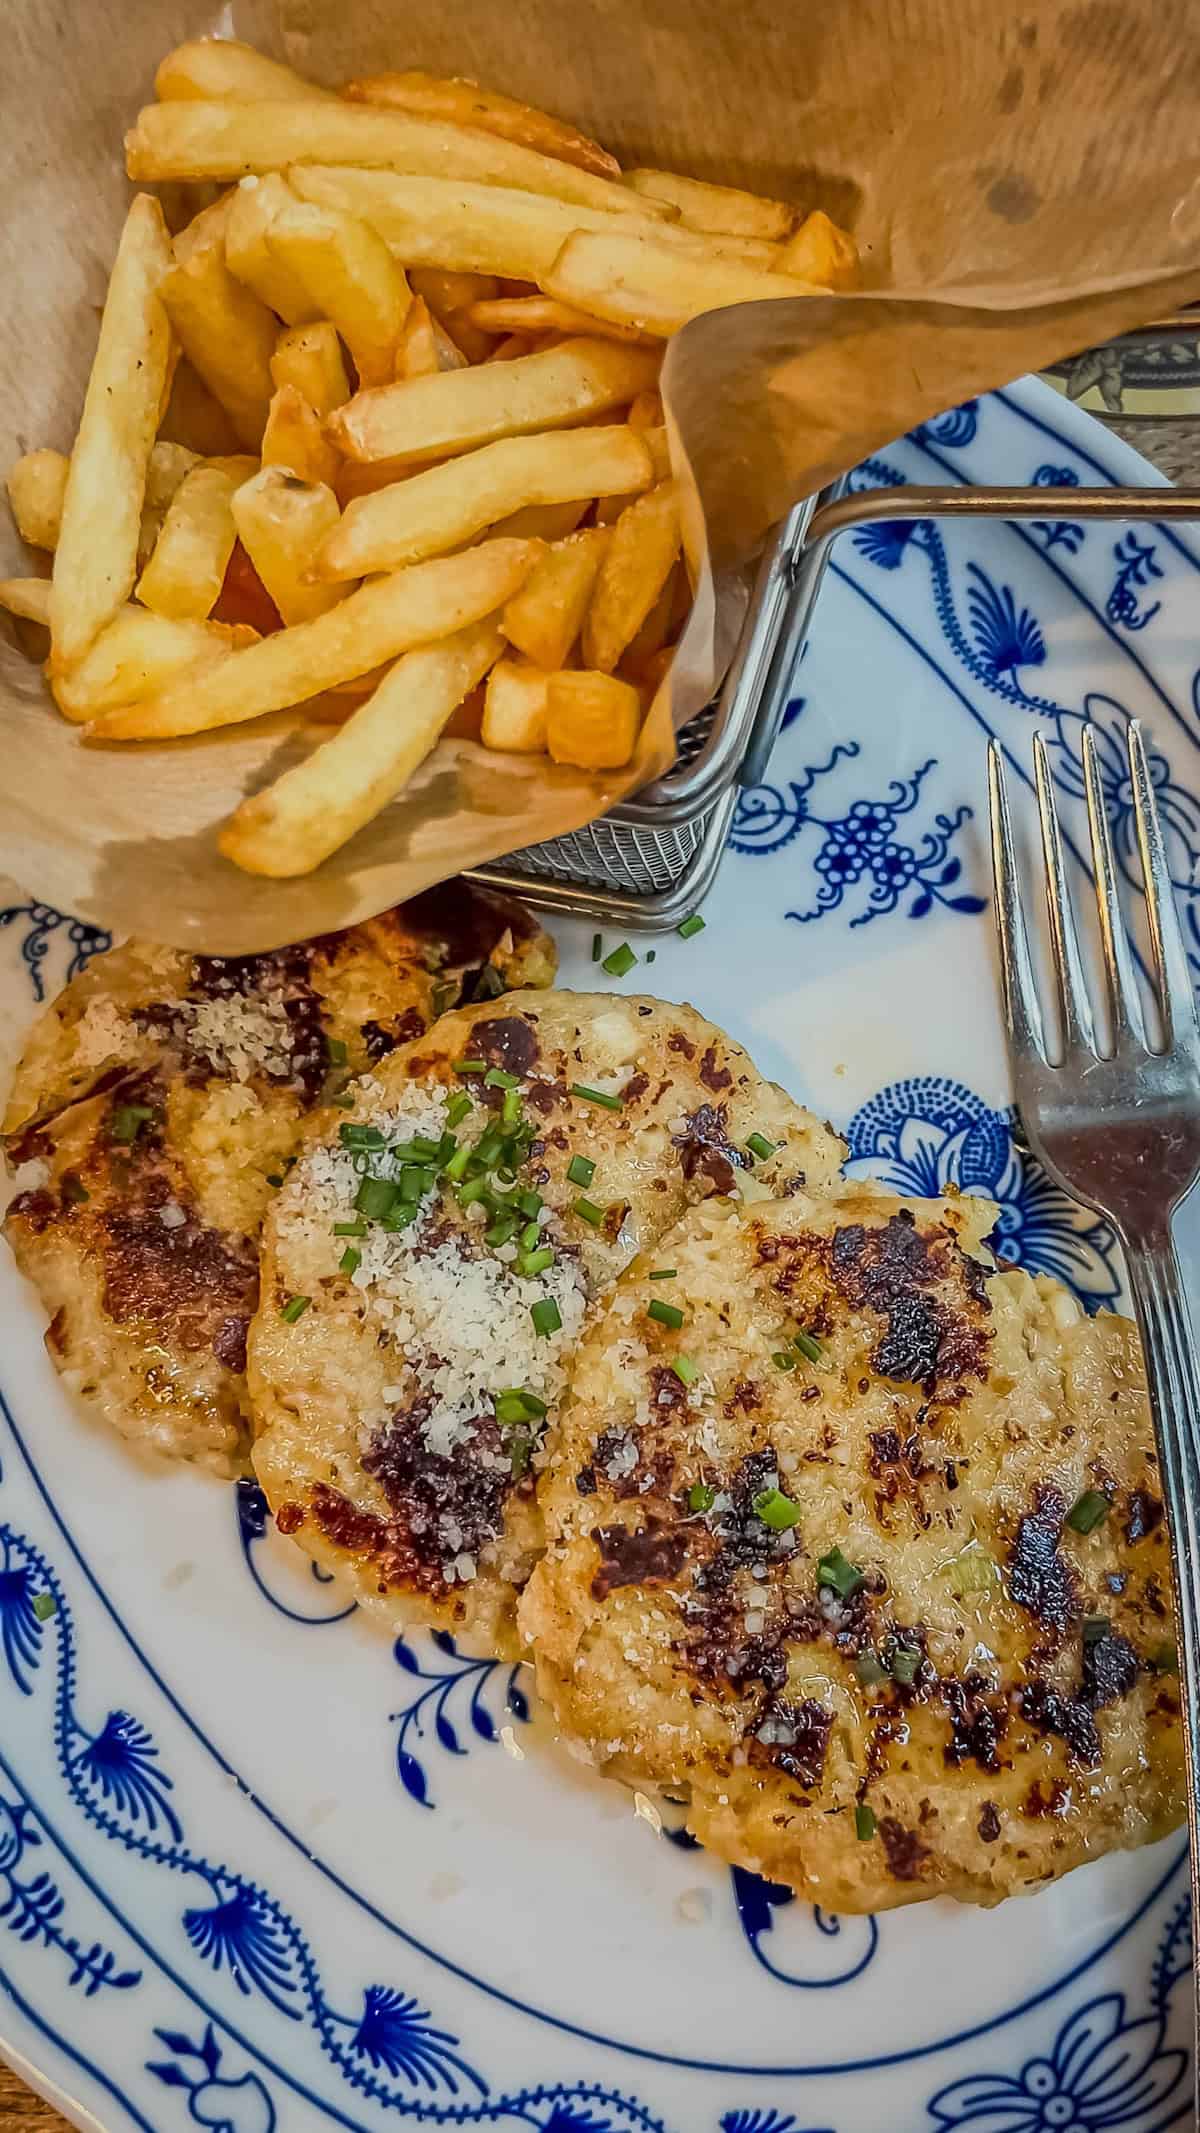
{"left": 1, "top": 0, "right": 1198, "bottom": 951}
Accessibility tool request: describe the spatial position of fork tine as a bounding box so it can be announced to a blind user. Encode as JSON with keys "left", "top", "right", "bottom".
{"left": 1127, "top": 719, "right": 1199, "bottom": 1053}
{"left": 1081, "top": 724, "right": 1145, "bottom": 1053}
{"left": 987, "top": 739, "right": 1048, "bottom": 1065}
{"left": 1032, "top": 733, "right": 1094, "bottom": 1057}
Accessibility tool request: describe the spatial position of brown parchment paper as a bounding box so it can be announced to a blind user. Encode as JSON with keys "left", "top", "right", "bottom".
{"left": 2, "top": 0, "right": 1200, "bottom": 951}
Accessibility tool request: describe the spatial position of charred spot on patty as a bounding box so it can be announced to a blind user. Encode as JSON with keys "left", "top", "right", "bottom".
{"left": 672, "top": 1103, "right": 747, "bottom": 1196}
{"left": 751, "top": 1695, "right": 832, "bottom": 1785}
{"left": 1124, "top": 1489, "right": 1164, "bottom": 1546}
{"left": 99, "top": 1173, "right": 258, "bottom": 1372}
{"left": 362, "top": 1401, "right": 516, "bottom": 1589}
{"left": 698, "top": 1045, "right": 732, "bottom": 1093}
{"left": 470, "top": 1015, "right": 539, "bottom": 1077}
{"left": 590, "top": 1517, "right": 689, "bottom": 1599}
{"left": 361, "top": 1007, "right": 426, "bottom": 1061}
{"left": 878, "top": 1816, "right": 932, "bottom": 1881}
{"left": 1006, "top": 1484, "right": 1077, "bottom": 1641}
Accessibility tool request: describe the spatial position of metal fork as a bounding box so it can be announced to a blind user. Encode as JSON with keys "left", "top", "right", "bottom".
{"left": 989, "top": 720, "right": 1200, "bottom": 2097}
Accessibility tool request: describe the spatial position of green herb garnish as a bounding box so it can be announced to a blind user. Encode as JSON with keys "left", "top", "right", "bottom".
{"left": 570, "top": 1082, "right": 623, "bottom": 1111}
{"left": 817, "top": 1546, "right": 864, "bottom": 1598}
{"left": 495, "top": 1388, "right": 548, "bottom": 1425}
{"left": 502, "top": 1086, "right": 523, "bottom": 1128}
{"left": 355, "top": 1175, "right": 400, "bottom": 1220}
{"left": 591, "top": 933, "right": 602, "bottom": 962}
{"left": 754, "top": 1487, "right": 801, "bottom": 1532}
{"left": 485, "top": 1066, "right": 519, "bottom": 1090}
{"left": 648, "top": 1267, "right": 676, "bottom": 1281}
{"left": 688, "top": 1483, "right": 715, "bottom": 1513}
{"left": 602, "top": 942, "right": 637, "bottom": 978}
{"left": 772, "top": 1350, "right": 798, "bottom": 1371}
{"left": 791, "top": 1329, "right": 823, "bottom": 1364}
{"left": 280, "top": 1295, "right": 310, "bottom": 1323}
{"left": 32, "top": 1592, "right": 57, "bottom": 1623}
{"left": 677, "top": 913, "right": 706, "bottom": 939}
{"left": 517, "top": 1189, "right": 543, "bottom": 1217}
{"left": 111, "top": 1103, "right": 155, "bottom": 1144}
{"left": 855, "top": 1803, "right": 877, "bottom": 1841}
{"left": 446, "top": 1091, "right": 472, "bottom": 1129}
{"left": 648, "top": 1298, "right": 684, "bottom": 1330}
{"left": 889, "top": 1643, "right": 921, "bottom": 1685}
{"left": 339, "top": 1122, "right": 386, "bottom": 1150}
{"left": 339, "top": 1246, "right": 361, "bottom": 1276}
{"left": 671, "top": 1356, "right": 699, "bottom": 1385}
{"left": 333, "top": 1218, "right": 367, "bottom": 1237}
{"left": 486, "top": 1210, "right": 520, "bottom": 1248}
{"left": 531, "top": 1298, "right": 562, "bottom": 1338}
{"left": 567, "top": 1154, "right": 595, "bottom": 1188}
{"left": 453, "top": 1058, "right": 487, "bottom": 1074}
{"left": 855, "top": 1651, "right": 887, "bottom": 1687}
{"left": 1067, "top": 1489, "right": 1110, "bottom": 1535}
{"left": 380, "top": 1202, "right": 420, "bottom": 1233}
{"left": 573, "top": 1196, "right": 605, "bottom": 1226}
{"left": 324, "top": 1035, "right": 348, "bottom": 1066}
{"left": 518, "top": 1245, "right": 555, "bottom": 1279}
{"left": 745, "top": 1132, "right": 775, "bottom": 1161}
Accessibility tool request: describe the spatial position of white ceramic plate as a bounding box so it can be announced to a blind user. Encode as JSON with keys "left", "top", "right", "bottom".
{"left": 2, "top": 375, "right": 1197, "bottom": 2133}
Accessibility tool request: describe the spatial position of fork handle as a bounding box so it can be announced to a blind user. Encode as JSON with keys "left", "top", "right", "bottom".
{"left": 1124, "top": 1232, "right": 1200, "bottom": 2096}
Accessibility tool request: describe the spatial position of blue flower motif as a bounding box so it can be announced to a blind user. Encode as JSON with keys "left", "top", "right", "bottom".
{"left": 928, "top": 1994, "right": 1186, "bottom": 2132}
{"left": 390, "top": 1629, "right": 530, "bottom": 1808}
{"left": 967, "top": 565, "right": 1046, "bottom": 682}
{"left": 853, "top": 516, "right": 919, "bottom": 569}
{"left": 0, "top": 1544, "right": 44, "bottom": 1696}
{"left": 1106, "top": 533, "right": 1163, "bottom": 631}
{"left": 1028, "top": 465, "right": 1084, "bottom": 554}
{"left": 721, "top": 2113, "right": 835, "bottom": 2133}
{"left": 911, "top": 400, "right": 979, "bottom": 448}
{"left": 347, "top": 1984, "right": 486, "bottom": 2096}
{"left": 71, "top": 1710, "right": 183, "bottom": 1843}
{"left": 183, "top": 1888, "right": 300, "bottom": 2012}
{"left": 0, "top": 900, "right": 111, "bottom": 1003}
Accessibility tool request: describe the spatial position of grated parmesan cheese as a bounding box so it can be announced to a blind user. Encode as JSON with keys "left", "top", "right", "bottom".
{"left": 177, "top": 994, "right": 295, "bottom": 1083}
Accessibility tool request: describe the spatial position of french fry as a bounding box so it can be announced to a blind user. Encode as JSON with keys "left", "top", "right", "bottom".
{"left": 409, "top": 269, "right": 499, "bottom": 317}
{"left": 0, "top": 578, "right": 53, "bottom": 624}
{"left": 50, "top": 194, "right": 174, "bottom": 669}
{"left": 261, "top": 384, "right": 341, "bottom": 486}
{"left": 136, "top": 457, "right": 257, "bottom": 619}
{"left": 290, "top": 168, "right": 668, "bottom": 284}
{"left": 160, "top": 355, "right": 243, "bottom": 455}
{"left": 444, "top": 679, "right": 486, "bottom": 740}
{"left": 622, "top": 167, "right": 799, "bottom": 241}
{"left": 125, "top": 101, "right": 667, "bottom": 221}
{"left": 487, "top": 499, "right": 588, "bottom": 540}
{"left": 501, "top": 526, "right": 609, "bottom": 668}
{"left": 330, "top": 337, "right": 660, "bottom": 466}
{"left": 481, "top": 655, "right": 549, "bottom": 753}
{"left": 320, "top": 425, "right": 652, "bottom": 576}
{"left": 775, "top": 208, "right": 860, "bottom": 289}
{"left": 543, "top": 229, "right": 820, "bottom": 337}
{"left": 266, "top": 201, "right": 411, "bottom": 388}
{"left": 231, "top": 468, "right": 347, "bottom": 625}
{"left": 544, "top": 669, "right": 642, "bottom": 769}
{"left": 619, "top": 559, "right": 680, "bottom": 680}
{"left": 627, "top": 388, "right": 663, "bottom": 431}
{"left": 226, "top": 174, "right": 321, "bottom": 324}
{"left": 155, "top": 38, "right": 336, "bottom": 103}
{"left": 7, "top": 450, "right": 69, "bottom": 550}
{"left": 394, "top": 297, "right": 469, "bottom": 380}
{"left": 52, "top": 608, "right": 258, "bottom": 722}
{"left": 583, "top": 480, "right": 682, "bottom": 670}
{"left": 466, "top": 295, "right": 656, "bottom": 345}
{"left": 218, "top": 617, "right": 505, "bottom": 876}
{"left": 270, "top": 321, "right": 351, "bottom": 414}
{"left": 88, "top": 537, "right": 540, "bottom": 739}
{"left": 160, "top": 210, "right": 278, "bottom": 450}
{"left": 342, "top": 70, "right": 621, "bottom": 183}
{"left": 145, "top": 441, "right": 204, "bottom": 512}
{"left": 489, "top": 333, "right": 532, "bottom": 362}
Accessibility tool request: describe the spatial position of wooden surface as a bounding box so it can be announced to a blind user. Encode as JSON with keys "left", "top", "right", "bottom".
{"left": 1, "top": 404, "right": 1195, "bottom": 2133}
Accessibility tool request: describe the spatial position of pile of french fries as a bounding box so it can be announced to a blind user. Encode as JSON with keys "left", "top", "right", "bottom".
{"left": 0, "top": 37, "right": 857, "bottom": 879}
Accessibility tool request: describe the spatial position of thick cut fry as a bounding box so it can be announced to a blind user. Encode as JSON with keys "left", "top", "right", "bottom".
{"left": 290, "top": 168, "right": 668, "bottom": 283}
{"left": 409, "top": 268, "right": 499, "bottom": 316}
{"left": 488, "top": 498, "right": 587, "bottom": 540}
{"left": 52, "top": 609, "right": 257, "bottom": 721}
{"left": 776, "top": 208, "right": 860, "bottom": 289}
{"left": 270, "top": 321, "right": 351, "bottom": 414}
{"left": 331, "top": 337, "right": 660, "bottom": 466}
{"left": 7, "top": 450, "right": 69, "bottom": 549}
{"left": 0, "top": 578, "right": 53, "bottom": 624}
{"left": 490, "top": 332, "right": 531, "bottom": 362}
{"left": 466, "top": 295, "right": 655, "bottom": 345}
{"left": 125, "top": 102, "right": 664, "bottom": 221}
{"left": 88, "top": 537, "right": 539, "bottom": 739}
{"left": 627, "top": 388, "right": 664, "bottom": 431}
{"left": 342, "top": 71, "right": 621, "bottom": 183}
{"left": 226, "top": 175, "right": 320, "bottom": 323}
{"left": 544, "top": 229, "right": 820, "bottom": 337}
{"left": 394, "top": 297, "right": 469, "bottom": 380}
{"left": 622, "top": 168, "right": 799, "bottom": 241}
{"left": 160, "top": 216, "right": 278, "bottom": 450}
{"left": 155, "top": 39, "right": 336, "bottom": 104}
{"left": 219, "top": 617, "right": 505, "bottom": 876}
{"left": 545, "top": 669, "right": 641, "bottom": 769}
{"left": 321, "top": 426, "right": 651, "bottom": 576}
{"left": 145, "top": 441, "right": 204, "bottom": 512}
{"left": 583, "top": 480, "right": 682, "bottom": 671}
{"left": 619, "top": 560, "right": 682, "bottom": 679}
{"left": 231, "top": 468, "right": 346, "bottom": 625}
{"left": 501, "top": 526, "right": 609, "bottom": 668}
{"left": 160, "top": 356, "right": 243, "bottom": 455}
{"left": 261, "top": 385, "right": 340, "bottom": 486}
{"left": 267, "top": 201, "right": 410, "bottom": 388}
{"left": 481, "top": 656, "right": 548, "bottom": 753}
{"left": 136, "top": 457, "right": 256, "bottom": 618}
{"left": 50, "top": 195, "right": 174, "bottom": 668}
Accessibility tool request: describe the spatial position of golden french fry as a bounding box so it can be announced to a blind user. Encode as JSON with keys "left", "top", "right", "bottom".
{"left": 136, "top": 457, "right": 256, "bottom": 619}
{"left": 583, "top": 480, "right": 681, "bottom": 670}
{"left": 341, "top": 71, "right": 621, "bottom": 183}
{"left": 266, "top": 201, "right": 410, "bottom": 388}
{"left": 88, "top": 537, "right": 540, "bottom": 739}
{"left": 409, "top": 268, "right": 499, "bottom": 316}
{"left": 544, "top": 229, "right": 820, "bottom": 336}
{"left": 627, "top": 388, "right": 663, "bottom": 431}
{"left": 126, "top": 101, "right": 662, "bottom": 221}
{"left": 219, "top": 617, "right": 505, "bottom": 876}
{"left": 155, "top": 38, "right": 336, "bottom": 103}
{"left": 487, "top": 498, "right": 588, "bottom": 540}
{"left": 261, "top": 385, "right": 341, "bottom": 486}
{"left": 52, "top": 608, "right": 258, "bottom": 722}
{"left": 481, "top": 655, "right": 549, "bottom": 753}
{"left": 501, "top": 526, "right": 609, "bottom": 668}
{"left": 160, "top": 210, "right": 278, "bottom": 450}
{"left": 619, "top": 559, "right": 681, "bottom": 679}
{"left": 231, "top": 468, "right": 346, "bottom": 625}
{"left": 622, "top": 168, "right": 799, "bottom": 241}
{"left": 465, "top": 295, "right": 656, "bottom": 345}
{"left": 290, "top": 168, "right": 668, "bottom": 284}
{"left": 270, "top": 321, "right": 351, "bottom": 415}
{"left": 50, "top": 195, "right": 174, "bottom": 668}
{"left": 320, "top": 426, "right": 651, "bottom": 576}
{"left": 489, "top": 333, "right": 532, "bottom": 362}
{"left": 331, "top": 337, "right": 660, "bottom": 466}
{"left": 545, "top": 669, "right": 642, "bottom": 769}
{"left": 226, "top": 174, "right": 321, "bottom": 324}
{"left": 775, "top": 208, "right": 860, "bottom": 289}
{"left": 146, "top": 441, "right": 204, "bottom": 512}
{"left": 394, "top": 297, "right": 469, "bottom": 380}
{"left": 160, "top": 355, "right": 243, "bottom": 455}
{"left": 0, "top": 578, "right": 53, "bottom": 624}
{"left": 7, "top": 450, "right": 69, "bottom": 550}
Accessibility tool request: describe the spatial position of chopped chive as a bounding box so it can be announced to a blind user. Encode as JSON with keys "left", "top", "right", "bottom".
{"left": 531, "top": 1297, "right": 561, "bottom": 1338}
{"left": 331, "top": 1092, "right": 355, "bottom": 1109}
{"left": 889, "top": 1644, "right": 921, "bottom": 1686}
{"left": 486, "top": 1211, "right": 519, "bottom": 1248}
{"left": 518, "top": 1219, "right": 541, "bottom": 1250}
{"left": 436, "top": 1131, "right": 458, "bottom": 1165}
{"left": 339, "top": 1246, "right": 362, "bottom": 1276}
{"left": 446, "top": 1091, "right": 472, "bottom": 1129}
{"left": 855, "top": 1802, "right": 877, "bottom": 1842}
{"left": 502, "top": 1086, "right": 523, "bottom": 1128}
{"left": 324, "top": 1035, "right": 348, "bottom": 1066}
{"left": 431, "top": 979, "right": 459, "bottom": 1018}
{"left": 677, "top": 913, "right": 706, "bottom": 940}
{"left": 567, "top": 1154, "right": 596, "bottom": 1188}
{"left": 409, "top": 1136, "right": 443, "bottom": 1160}
{"left": 573, "top": 1196, "right": 605, "bottom": 1226}
{"left": 61, "top": 1175, "right": 89, "bottom": 1204}
{"left": 453, "top": 1058, "right": 487, "bottom": 1074}
{"left": 591, "top": 932, "right": 602, "bottom": 962}
{"left": 602, "top": 942, "right": 638, "bottom": 978}
{"left": 648, "top": 1268, "right": 677, "bottom": 1281}
{"left": 791, "top": 1329, "right": 823, "bottom": 1364}
{"left": 1150, "top": 1641, "right": 1179, "bottom": 1675}
{"left": 111, "top": 1102, "right": 155, "bottom": 1143}
{"left": 457, "top": 1174, "right": 491, "bottom": 1208}
{"left": 509, "top": 1430, "right": 532, "bottom": 1478}
{"left": 485, "top": 1066, "right": 519, "bottom": 1090}
{"left": 1067, "top": 1489, "right": 1110, "bottom": 1535}
{"left": 333, "top": 1218, "right": 367, "bottom": 1237}
{"left": 570, "top": 1082, "right": 623, "bottom": 1111}
{"left": 355, "top": 1175, "right": 400, "bottom": 1220}
{"left": 470, "top": 964, "right": 505, "bottom": 1004}
{"left": 817, "top": 1546, "right": 864, "bottom": 1598}
{"left": 518, "top": 1245, "right": 555, "bottom": 1279}
{"left": 517, "top": 1189, "right": 543, "bottom": 1218}
{"left": 645, "top": 949, "right": 656, "bottom": 964}
{"left": 688, "top": 1483, "right": 715, "bottom": 1513}
{"left": 753, "top": 1487, "right": 801, "bottom": 1532}
{"left": 399, "top": 1164, "right": 433, "bottom": 1202}
{"left": 648, "top": 1298, "right": 684, "bottom": 1330}
{"left": 474, "top": 1125, "right": 505, "bottom": 1167}
{"left": 772, "top": 1350, "right": 798, "bottom": 1371}
{"left": 855, "top": 1650, "right": 887, "bottom": 1687}
{"left": 495, "top": 1389, "right": 547, "bottom": 1425}
{"left": 280, "top": 1295, "right": 310, "bottom": 1323}
{"left": 32, "top": 1591, "right": 57, "bottom": 1622}
{"left": 380, "top": 1202, "right": 420, "bottom": 1232}
{"left": 443, "top": 1142, "right": 472, "bottom": 1182}
{"left": 671, "top": 1355, "right": 699, "bottom": 1385}
{"left": 339, "top": 1122, "right": 386, "bottom": 1150}
{"left": 746, "top": 1132, "right": 775, "bottom": 1162}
